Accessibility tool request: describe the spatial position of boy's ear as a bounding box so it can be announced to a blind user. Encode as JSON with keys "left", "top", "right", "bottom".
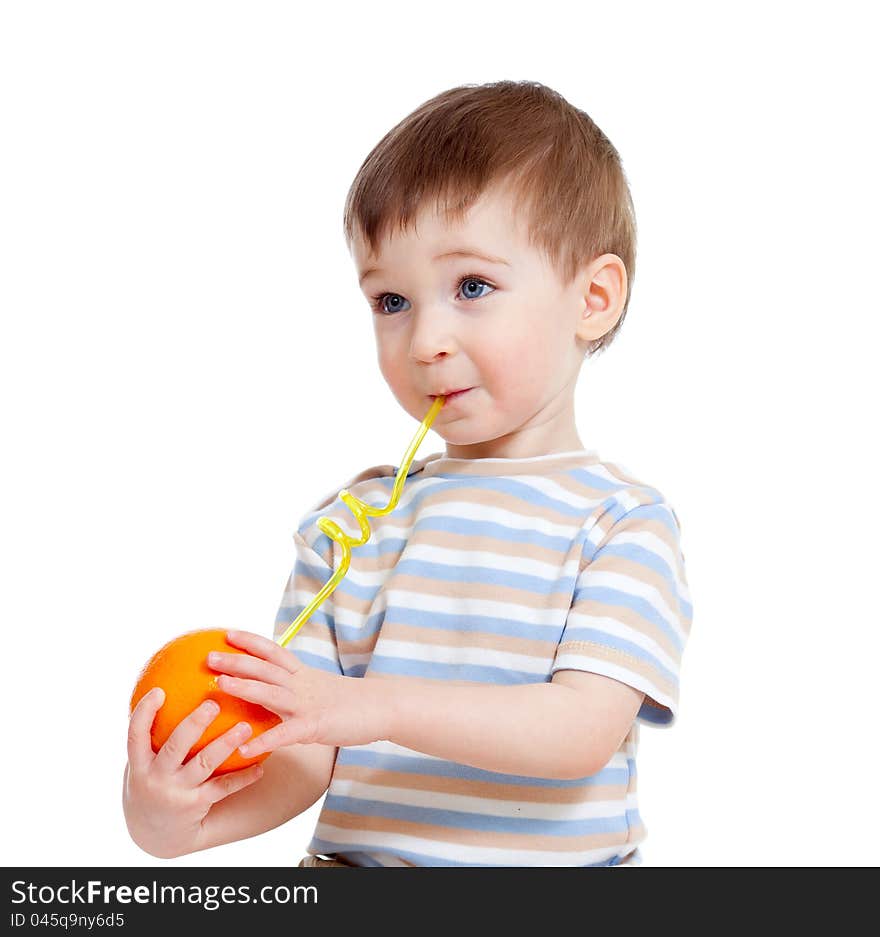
{"left": 575, "top": 253, "right": 628, "bottom": 342}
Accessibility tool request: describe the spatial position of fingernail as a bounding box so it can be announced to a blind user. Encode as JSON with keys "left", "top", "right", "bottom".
{"left": 239, "top": 744, "right": 250, "bottom": 755}
{"left": 208, "top": 652, "right": 220, "bottom": 664}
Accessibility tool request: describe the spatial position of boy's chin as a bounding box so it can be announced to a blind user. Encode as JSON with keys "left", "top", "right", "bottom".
{"left": 431, "top": 421, "right": 502, "bottom": 448}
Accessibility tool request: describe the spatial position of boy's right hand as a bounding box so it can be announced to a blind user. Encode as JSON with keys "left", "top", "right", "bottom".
{"left": 123, "top": 687, "right": 264, "bottom": 859}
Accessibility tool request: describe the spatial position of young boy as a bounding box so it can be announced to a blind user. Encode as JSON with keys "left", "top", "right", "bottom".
{"left": 124, "top": 80, "right": 692, "bottom": 867}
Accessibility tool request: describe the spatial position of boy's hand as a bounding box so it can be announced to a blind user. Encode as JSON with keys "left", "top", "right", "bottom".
{"left": 123, "top": 688, "right": 263, "bottom": 858}
{"left": 208, "top": 630, "right": 386, "bottom": 757}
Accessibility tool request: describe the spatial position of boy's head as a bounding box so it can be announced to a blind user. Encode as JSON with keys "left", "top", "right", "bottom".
{"left": 344, "top": 80, "right": 635, "bottom": 459}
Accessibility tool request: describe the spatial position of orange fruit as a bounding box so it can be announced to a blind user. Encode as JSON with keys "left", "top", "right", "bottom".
{"left": 130, "top": 627, "right": 282, "bottom": 776}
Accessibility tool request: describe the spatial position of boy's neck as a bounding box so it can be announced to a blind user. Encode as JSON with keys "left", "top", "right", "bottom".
{"left": 444, "top": 422, "right": 586, "bottom": 461}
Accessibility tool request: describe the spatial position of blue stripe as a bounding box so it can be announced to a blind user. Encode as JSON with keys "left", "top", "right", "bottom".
{"left": 637, "top": 701, "right": 672, "bottom": 725}
{"left": 309, "top": 837, "right": 620, "bottom": 867}
{"left": 558, "top": 626, "right": 679, "bottom": 685}
{"left": 594, "top": 540, "right": 680, "bottom": 588}
{"left": 567, "top": 470, "right": 663, "bottom": 504}
{"left": 384, "top": 606, "right": 564, "bottom": 644}
{"left": 322, "top": 604, "right": 561, "bottom": 647}
{"left": 570, "top": 585, "right": 685, "bottom": 654}
{"left": 394, "top": 558, "right": 576, "bottom": 595}
{"left": 324, "top": 794, "right": 629, "bottom": 837}
{"left": 335, "top": 748, "right": 628, "bottom": 787}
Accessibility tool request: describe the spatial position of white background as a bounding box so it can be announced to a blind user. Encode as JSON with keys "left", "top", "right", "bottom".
{"left": 2, "top": 1, "right": 877, "bottom": 868}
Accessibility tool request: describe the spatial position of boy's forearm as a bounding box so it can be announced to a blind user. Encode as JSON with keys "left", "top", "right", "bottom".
{"left": 368, "top": 676, "right": 597, "bottom": 780}
{"left": 193, "top": 745, "right": 333, "bottom": 856}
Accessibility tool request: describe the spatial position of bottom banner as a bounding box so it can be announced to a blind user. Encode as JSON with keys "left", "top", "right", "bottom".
{"left": 1, "top": 866, "right": 863, "bottom": 931}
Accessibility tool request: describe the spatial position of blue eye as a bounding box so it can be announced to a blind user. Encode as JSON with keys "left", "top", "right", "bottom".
{"left": 371, "top": 275, "right": 495, "bottom": 315}
{"left": 374, "top": 293, "right": 411, "bottom": 315}
{"left": 458, "top": 277, "right": 494, "bottom": 300}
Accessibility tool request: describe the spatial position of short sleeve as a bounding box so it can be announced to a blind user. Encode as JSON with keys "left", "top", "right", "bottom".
{"left": 273, "top": 507, "right": 343, "bottom": 676}
{"left": 552, "top": 500, "right": 693, "bottom": 727}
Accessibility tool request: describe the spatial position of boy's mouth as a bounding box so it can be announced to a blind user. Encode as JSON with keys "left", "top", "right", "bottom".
{"left": 429, "top": 387, "right": 473, "bottom": 402}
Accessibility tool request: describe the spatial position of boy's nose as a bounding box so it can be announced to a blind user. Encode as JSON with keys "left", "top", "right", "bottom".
{"left": 408, "top": 309, "right": 457, "bottom": 363}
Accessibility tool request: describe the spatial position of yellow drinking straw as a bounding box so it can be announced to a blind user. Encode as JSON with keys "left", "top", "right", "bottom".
{"left": 277, "top": 394, "right": 446, "bottom": 648}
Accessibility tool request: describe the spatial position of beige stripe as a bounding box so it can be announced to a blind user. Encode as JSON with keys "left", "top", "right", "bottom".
{"left": 337, "top": 632, "right": 378, "bottom": 657}
{"left": 366, "top": 621, "right": 557, "bottom": 660}
{"left": 332, "top": 764, "right": 629, "bottom": 803}
{"left": 557, "top": 639, "right": 677, "bottom": 701}
{"left": 320, "top": 809, "right": 630, "bottom": 853}
{"left": 415, "top": 529, "right": 570, "bottom": 566}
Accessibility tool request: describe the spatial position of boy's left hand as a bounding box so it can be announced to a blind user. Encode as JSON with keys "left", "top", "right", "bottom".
{"left": 207, "top": 630, "right": 386, "bottom": 756}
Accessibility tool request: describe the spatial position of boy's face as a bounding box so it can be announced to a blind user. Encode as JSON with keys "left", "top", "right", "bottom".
{"left": 352, "top": 181, "right": 624, "bottom": 459}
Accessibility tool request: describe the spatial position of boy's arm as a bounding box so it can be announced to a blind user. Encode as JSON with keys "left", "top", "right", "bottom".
{"left": 376, "top": 670, "right": 644, "bottom": 780}
{"left": 190, "top": 742, "right": 336, "bottom": 855}
{"left": 211, "top": 631, "right": 643, "bottom": 782}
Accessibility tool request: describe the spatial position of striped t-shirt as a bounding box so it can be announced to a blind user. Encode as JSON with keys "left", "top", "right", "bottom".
{"left": 273, "top": 448, "right": 692, "bottom": 867}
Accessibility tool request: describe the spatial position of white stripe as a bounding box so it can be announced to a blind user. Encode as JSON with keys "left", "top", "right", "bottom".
{"left": 563, "top": 612, "right": 681, "bottom": 673}
{"left": 617, "top": 489, "right": 643, "bottom": 512}
{"left": 383, "top": 589, "right": 567, "bottom": 628}
{"left": 314, "top": 822, "right": 636, "bottom": 867}
{"left": 330, "top": 778, "right": 628, "bottom": 821}
{"left": 372, "top": 638, "right": 551, "bottom": 675}
{"left": 400, "top": 543, "right": 579, "bottom": 579}
{"left": 346, "top": 739, "right": 630, "bottom": 770}
{"left": 283, "top": 633, "right": 339, "bottom": 664}
{"left": 282, "top": 588, "right": 336, "bottom": 612}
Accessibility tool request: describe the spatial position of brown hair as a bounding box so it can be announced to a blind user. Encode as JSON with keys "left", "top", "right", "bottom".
{"left": 343, "top": 80, "right": 637, "bottom": 356}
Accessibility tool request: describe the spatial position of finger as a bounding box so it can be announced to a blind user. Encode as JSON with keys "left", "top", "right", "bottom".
{"left": 225, "top": 630, "right": 300, "bottom": 673}
{"left": 202, "top": 762, "right": 265, "bottom": 806}
{"left": 215, "top": 673, "right": 289, "bottom": 713}
{"left": 153, "top": 699, "right": 221, "bottom": 774}
{"left": 178, "top": 721, "right": 254, "bottom": 787}
{"left": 127, "top": 687, "right": 165, "bottom": 773}
{"left": 207, "top": 650, "right": 291, "bottom": 687}
{"left": 238, "top": 718, "right": 314, "bottom": 757}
